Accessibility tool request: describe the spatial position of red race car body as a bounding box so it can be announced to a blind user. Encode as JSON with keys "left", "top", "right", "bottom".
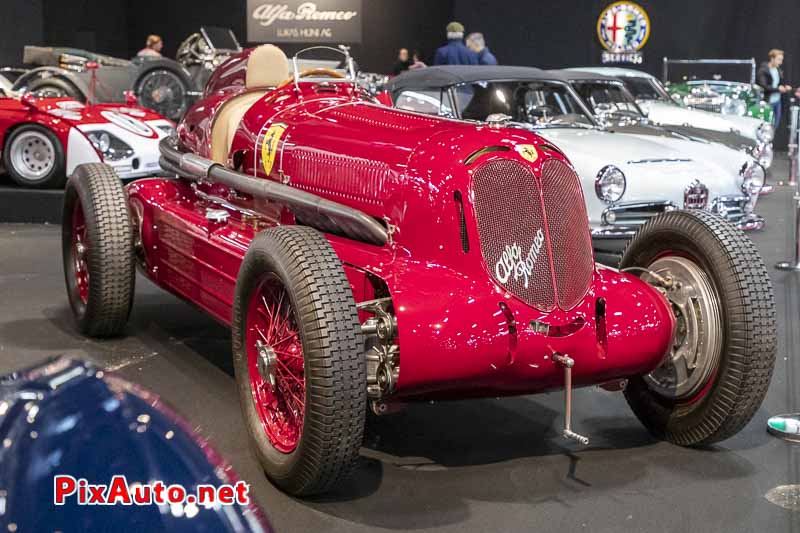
{"left": 131, "top": 51, "right": 673, "bottom": 397}
{"left": 63, "top": 45, "right": 775, "bottom": 496}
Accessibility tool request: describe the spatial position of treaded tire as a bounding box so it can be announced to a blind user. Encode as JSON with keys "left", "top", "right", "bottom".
{"left": 620, "top": 210, "right": 776, "bottom": 446}
{"left": 3, "top": 124, "right": 66, "bottom": 188}
{"left": 62, "top": 163, "right": 135, "bottom": 337}
{"left": 232, "top": 226, "right": 366, "bottom": 496}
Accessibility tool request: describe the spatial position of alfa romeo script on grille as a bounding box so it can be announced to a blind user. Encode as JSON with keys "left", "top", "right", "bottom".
{"left": 494, "top": 228, "right": 546, "bottom": 289}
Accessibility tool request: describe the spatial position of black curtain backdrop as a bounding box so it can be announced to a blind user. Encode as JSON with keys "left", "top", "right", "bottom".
{"left": 453, "top": 0, "right": 800, "bottom": 83}
{"left": 0, "top": 0, "right": 454, "bottom": 73}
{"left": 6, "top": 1, "right": 799, "bottom": 81}
{"left": 3, "top": 0, "right": 799, "bottom": 142}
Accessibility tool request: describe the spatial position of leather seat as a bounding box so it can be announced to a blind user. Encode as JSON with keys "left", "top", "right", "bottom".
{"left": 210, "top": 44, "right": 289, "bottom": 165}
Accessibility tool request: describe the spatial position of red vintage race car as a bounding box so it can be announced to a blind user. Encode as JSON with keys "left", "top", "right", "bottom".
{"left": 62, "top": 45, "right": 776, "bottom": 496}
{"left": 0, "top": 90, "right": 173, "bottom": 188}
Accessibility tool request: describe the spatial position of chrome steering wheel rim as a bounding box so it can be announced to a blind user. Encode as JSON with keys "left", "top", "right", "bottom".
{"left": 9, "top": 130, "right": 56, "bottom": 181}
{"left": 641, "top": 255, "right": 723, "bottom": 400}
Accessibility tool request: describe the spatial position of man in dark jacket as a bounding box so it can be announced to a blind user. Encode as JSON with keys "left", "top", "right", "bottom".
{"left": 433, "top": 21, "right": 478, "bottom": 66}
{"left": 757, "top": 49, "right": 792, "bottom": 127}
{"left": 466, "top": 33, "right": 498, "bottom": 65}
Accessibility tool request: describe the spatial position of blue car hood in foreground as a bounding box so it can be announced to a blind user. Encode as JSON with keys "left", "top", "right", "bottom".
{"left": 0, "top": 357, "right": 270, "bottom": 533}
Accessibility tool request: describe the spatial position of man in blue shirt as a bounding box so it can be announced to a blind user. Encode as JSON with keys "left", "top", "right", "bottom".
{"left": 433, "top": 22, "right": 478, "bottom": 66}
{"left": 466, "top": 33, "right": 498, "bottom": 65}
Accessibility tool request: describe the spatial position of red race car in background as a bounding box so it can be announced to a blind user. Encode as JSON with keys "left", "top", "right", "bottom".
{"left": 0, "top": 88, "right": 174, "bottom": 188}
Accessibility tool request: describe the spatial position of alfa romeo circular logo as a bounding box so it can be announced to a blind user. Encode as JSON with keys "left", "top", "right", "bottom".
{"left": 597, "top": 1, "right": 650, "bottom": 52}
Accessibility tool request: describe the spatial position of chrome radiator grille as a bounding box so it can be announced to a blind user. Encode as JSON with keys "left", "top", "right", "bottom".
{"left": 471, "top": 158, "right": 593, "bottom": 311}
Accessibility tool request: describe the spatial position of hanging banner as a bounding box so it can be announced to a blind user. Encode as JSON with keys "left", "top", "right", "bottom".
{"left": 247, "top": 0, "right": 363, "bottom": 43}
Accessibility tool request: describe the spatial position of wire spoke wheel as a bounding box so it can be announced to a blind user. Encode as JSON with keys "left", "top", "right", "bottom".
{"left": 70, "top": 200, "right": 90, "bottom": 305}
{"left": 62, "top": 163, "right": 135, "bottom": 337}
{"left": 246, "top": 275, "right": 305, "bottom": 453}
{"left": 137, "top": 70, "right": 187, "bottom": 120}
{"left": 233, "top": 226, "right": 366, "bottom": 496}
{"left": 10, "top": 131, "right": 56, "bottom": 181}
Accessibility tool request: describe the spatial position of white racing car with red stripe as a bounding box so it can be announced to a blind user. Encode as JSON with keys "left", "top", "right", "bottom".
{"left": 0, "top": 92, "right": 173, "bottom": 188}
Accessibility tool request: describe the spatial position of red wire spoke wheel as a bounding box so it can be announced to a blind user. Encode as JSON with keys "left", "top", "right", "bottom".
{"left": 62, "top": 163, "right": 135, "bottom": 337}
{"left": 71, "top": 200, "right": 90, "bottom": 305}
{"left": 245, "top": 275, "right": 305, "bottom": 453}
{"left": 233, "top": 226, "right": 366, "bottom": 497}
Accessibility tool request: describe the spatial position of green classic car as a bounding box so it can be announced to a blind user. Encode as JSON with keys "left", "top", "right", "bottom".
{"left": 666, "top": 80, "right": 773, "bottom": 122}
{"left": 662, "top": 58, "right": 773, "bottom": 123}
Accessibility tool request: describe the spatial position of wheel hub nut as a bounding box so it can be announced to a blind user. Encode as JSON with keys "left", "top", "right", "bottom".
{"left": 256, "top": 340, "right": 277, "bottom": 389}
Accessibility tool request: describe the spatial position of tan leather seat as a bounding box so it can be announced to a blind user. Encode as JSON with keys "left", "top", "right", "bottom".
{"left": 210, "top": 44, "right": 289, "bottom": 165}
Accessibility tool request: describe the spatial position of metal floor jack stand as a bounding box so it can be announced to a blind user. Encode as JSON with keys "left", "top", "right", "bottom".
{"left": 776, "top": 104, "right": 800, "bottom": 271}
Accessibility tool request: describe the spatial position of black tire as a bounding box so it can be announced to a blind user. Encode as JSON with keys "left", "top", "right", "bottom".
{"left": 232, "top": 226, "right": 366, "bottom": 496}
{"left": 27, "top": 77, "right": 85, "bottom": 101}
{"left": 3, "top": 124, "right": 66, "bottom": 188}
{"left": 62, "top": 163, "right": 135, "bottom": 337}
{"left": 620, "top": 210, "right": 776, "bottom": 446}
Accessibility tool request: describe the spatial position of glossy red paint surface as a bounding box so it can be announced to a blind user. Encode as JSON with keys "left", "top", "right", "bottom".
{"left": 131, "top": 57, "right": 676, "bottom": 399}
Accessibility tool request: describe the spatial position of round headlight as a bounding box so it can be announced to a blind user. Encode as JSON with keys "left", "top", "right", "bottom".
{"left": 595, "top": 165, "right": 626, "bottom": 203}
{"left": 757, "top": 122, "right": 775, "bottom": 142}
{"left": 721, "top": 97, "right": 747, "bottom": 116}
{"left": 88, "top": 131, "right": 111, "bottom": 153}
{"left": 741, "top": 160, "right": 766, "bottom": 195}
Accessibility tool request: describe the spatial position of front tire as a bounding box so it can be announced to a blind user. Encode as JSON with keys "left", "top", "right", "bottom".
{"left": 232, "top": 226, "right": 366, "bottom": 496}
{"left": 3, "top": 124, "right": 65, "bottom": 188}
{"left": 62, "top": 163, "right": 135, "bottom": 337}
{"left": 620, "top": 210, "right": 775, "bottom": 446}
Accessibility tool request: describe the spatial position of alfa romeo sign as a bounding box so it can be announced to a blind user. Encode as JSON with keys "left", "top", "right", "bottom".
{"left": 247, "top": 0, "right": 363, "bottom": 43}
{"left": 597, "top": 1, "right": 650, "bottom": 64}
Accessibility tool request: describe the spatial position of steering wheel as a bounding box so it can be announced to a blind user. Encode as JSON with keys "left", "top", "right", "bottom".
{"left": 277, "top": 68, "right": 346, "bottom": 89}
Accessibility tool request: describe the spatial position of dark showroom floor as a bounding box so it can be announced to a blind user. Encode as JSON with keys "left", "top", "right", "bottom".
{"left": 1, "top": 158, "right": 800, "bottom": 533}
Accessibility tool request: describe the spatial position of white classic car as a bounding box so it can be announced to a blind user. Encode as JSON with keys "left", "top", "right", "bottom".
{"left": 384, "top": 66, "right": 764, "bottom": 256}
{"left": 557, "top": 69, "right": 774, "bottom": 170}
{"left": 571, "top": 67, "right": 774, "bottom": 145}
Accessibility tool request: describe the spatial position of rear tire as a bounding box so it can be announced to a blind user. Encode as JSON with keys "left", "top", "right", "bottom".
{"left": 62, "top": 163, "right": 135, "bottom": 337}
{"left": 232, "top": 226, "right": 366, "bottom": 496}
{"left": 620, "top": 210, "right": 775, "bottom": 446}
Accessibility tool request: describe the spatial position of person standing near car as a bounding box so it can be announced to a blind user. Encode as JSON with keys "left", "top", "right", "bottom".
{"left": 757, "top": 49, "right": 792, "bottom": 127}
{"left": 392, "top": 48, "right": 412, "bottom": 76}
{"left": 466, "top": 33, "right": 498, "bottom": 65}
{"left": 433, "top": 22, "right": 478, "bottom": 66}
{"left": 137, "top": 35, "right": 164, "bottom": 58}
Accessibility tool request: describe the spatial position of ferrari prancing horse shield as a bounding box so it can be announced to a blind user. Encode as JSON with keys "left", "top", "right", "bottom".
{"left": 261, "top": 122, "right": 288, "bottom": 176}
